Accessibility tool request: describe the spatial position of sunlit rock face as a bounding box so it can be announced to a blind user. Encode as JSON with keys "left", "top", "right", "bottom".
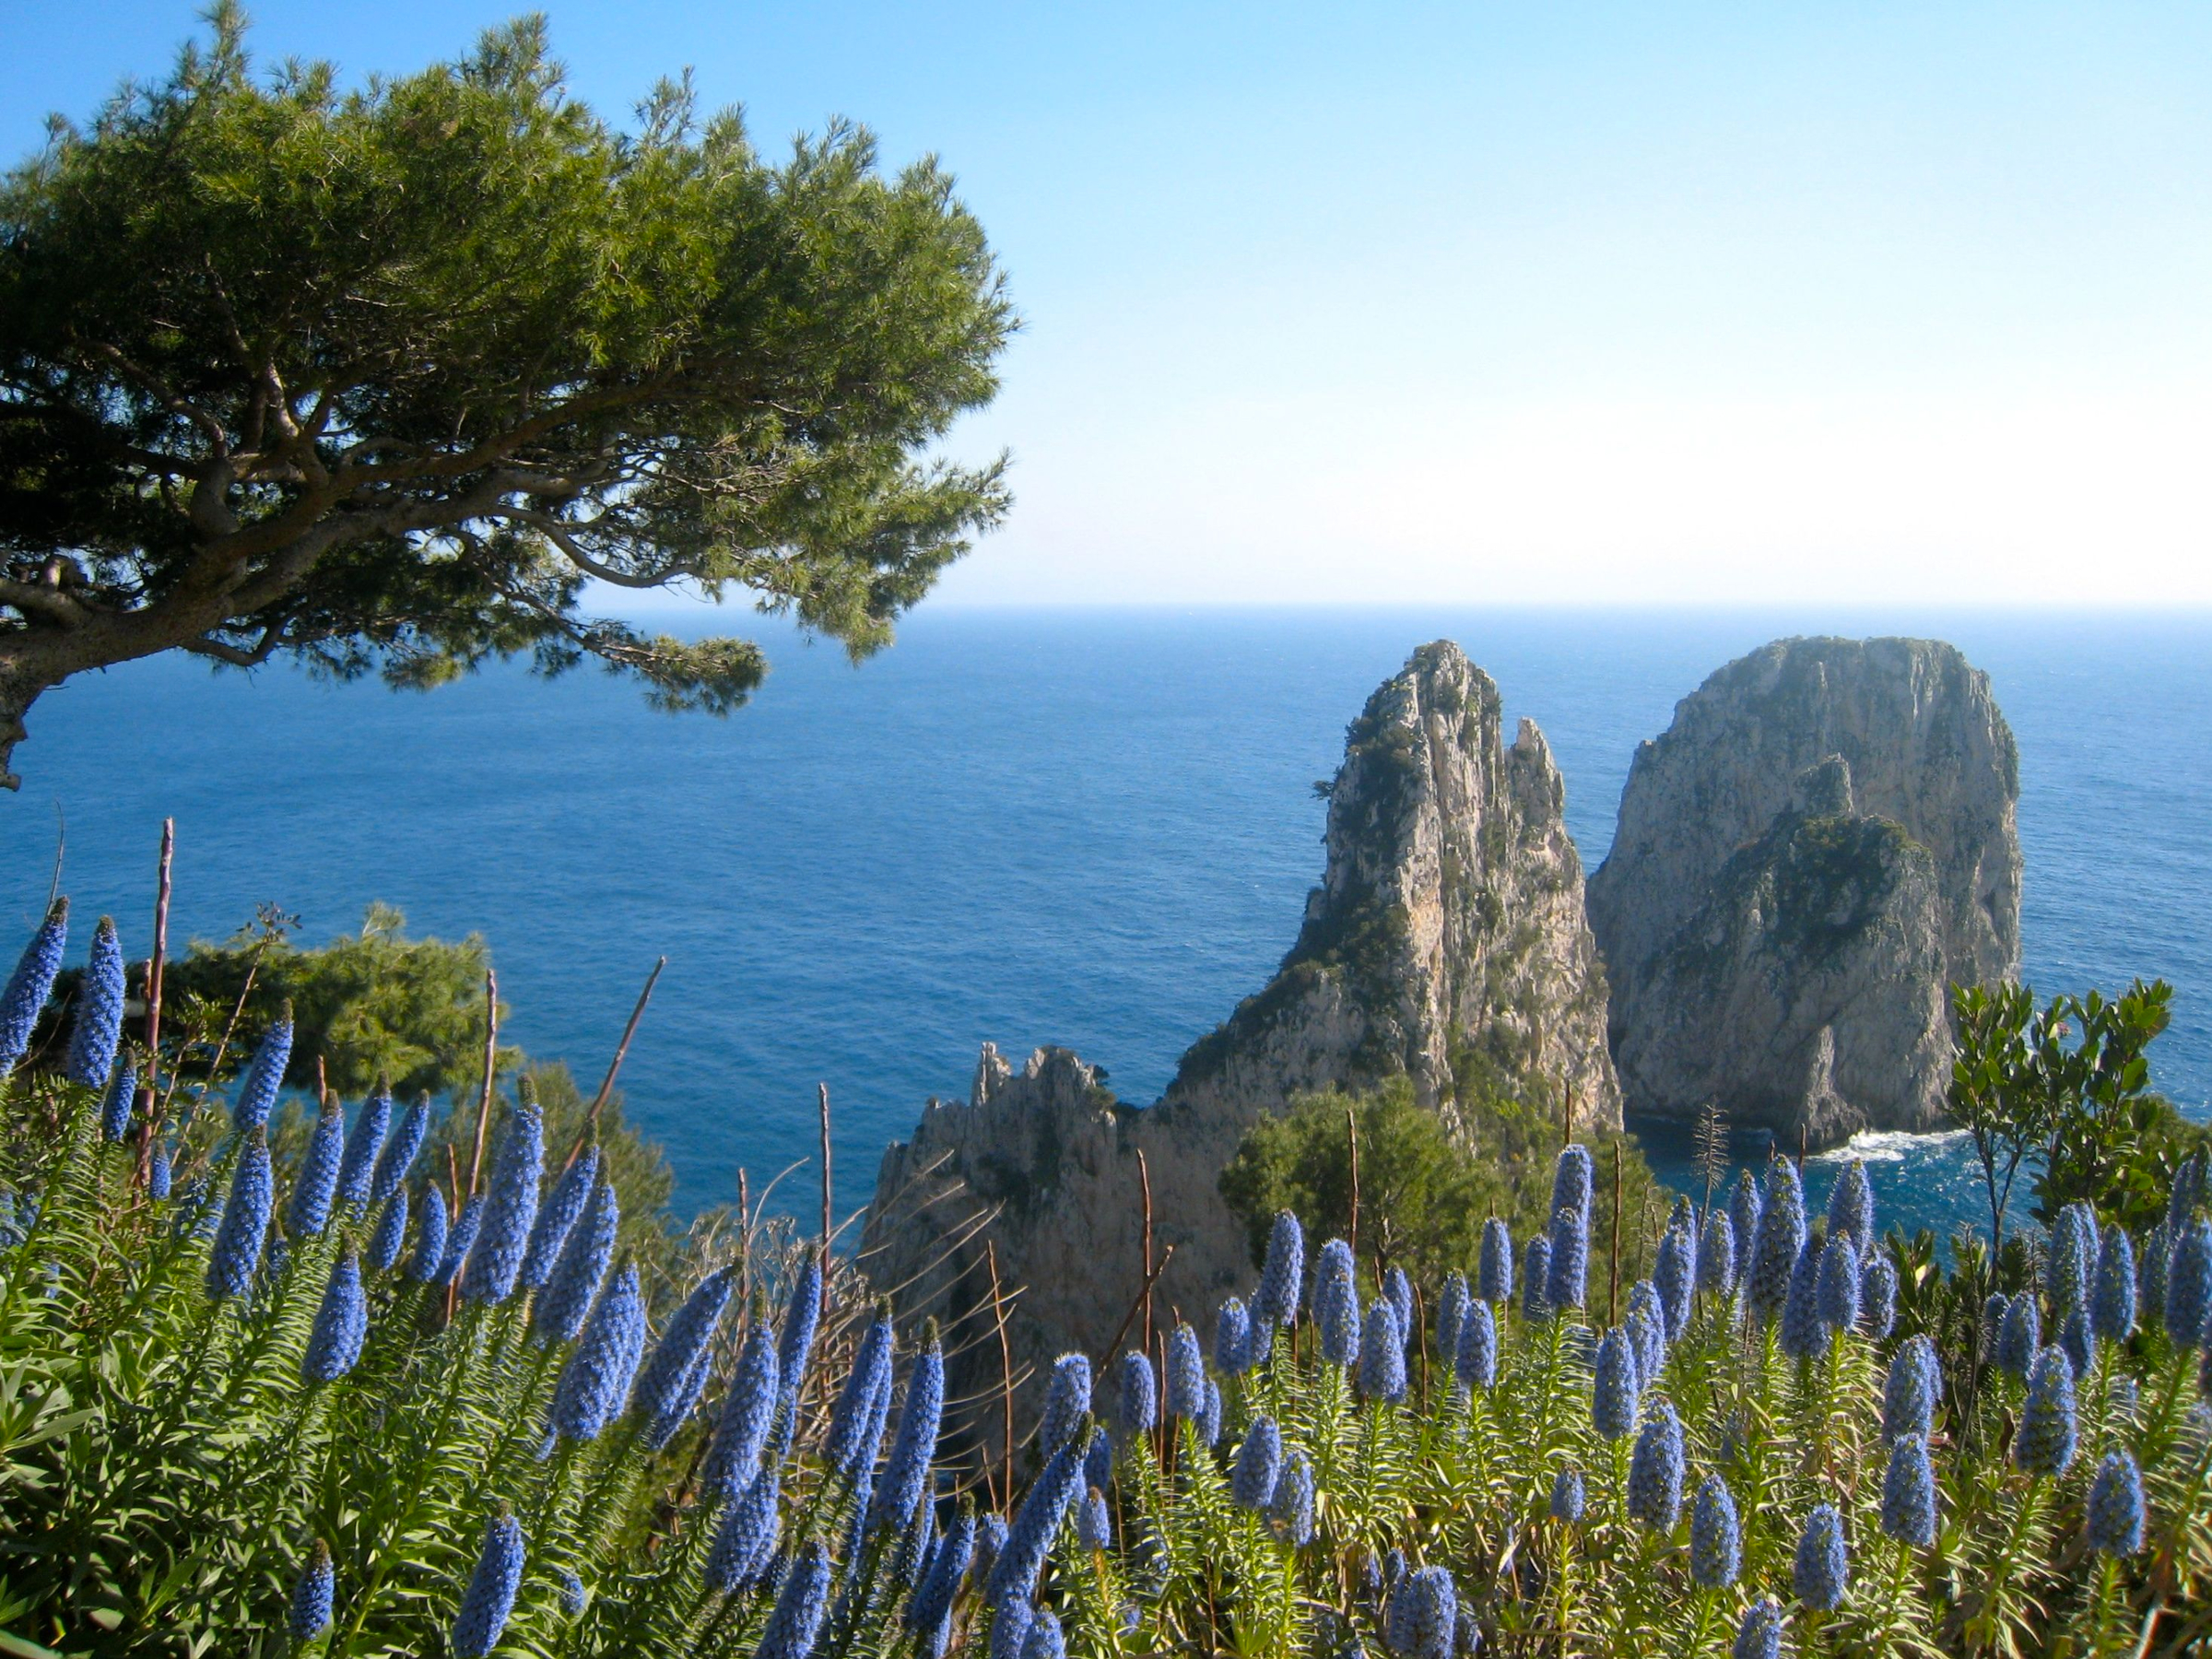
{"left": 1587, "top": 636, "right": 2021, "bottom": 1146}
{"left": 865, "top": 641, "right": 1619, "bottom": 1472}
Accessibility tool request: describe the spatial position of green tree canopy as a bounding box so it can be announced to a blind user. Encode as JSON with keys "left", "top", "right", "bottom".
{"left": 0, "top": 7, "right": 1014, "bottom": 784}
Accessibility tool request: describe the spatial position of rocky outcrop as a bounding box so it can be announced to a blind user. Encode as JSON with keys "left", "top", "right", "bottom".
{"left": 1587, "top": 636, "right": 2020, "bottom": 1143}
{"left": 863, "top": 642, "right": 1620, "bottom": 1470}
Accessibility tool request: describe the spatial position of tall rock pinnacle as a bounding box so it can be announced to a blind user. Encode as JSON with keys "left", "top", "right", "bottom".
{"left": 864, "top": 642, "right": 1619, "bottom": 1475}
{"left": 1587, "top": 635, "right": 2021, "bottom": 1144}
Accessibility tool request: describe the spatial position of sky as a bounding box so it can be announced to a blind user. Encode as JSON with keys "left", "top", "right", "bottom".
{"left": 5, "top": 2, "right": 2208, "bottom": 607}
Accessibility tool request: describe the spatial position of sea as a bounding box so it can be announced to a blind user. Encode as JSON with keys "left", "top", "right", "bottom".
{"left": 3, "top": 607, "right": 2206, "bottom": 1249}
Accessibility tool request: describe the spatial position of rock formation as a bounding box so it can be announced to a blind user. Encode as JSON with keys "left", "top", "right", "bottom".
{"left": 1587, "top": 636, "right": 2020, "bottom": 1143}
{"left": 864, "top": 642, "right": 1619, "bottom": 1470}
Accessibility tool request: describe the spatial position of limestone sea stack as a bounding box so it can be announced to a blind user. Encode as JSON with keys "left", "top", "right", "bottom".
{"left": 1586, "top": 636, "right": 2021, "bottom": 1146}
{"left": 863, "top": 641, "right": 1619, "bottom": 1470}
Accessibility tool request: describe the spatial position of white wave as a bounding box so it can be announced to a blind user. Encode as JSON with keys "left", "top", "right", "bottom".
{"left": 1804, "top": 1128, "right": 1974, "bottom": 1165}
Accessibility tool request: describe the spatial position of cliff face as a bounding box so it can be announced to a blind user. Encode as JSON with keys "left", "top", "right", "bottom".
{"left": 1587, "top": 637, "right": 2020, "bottom": 1142}
{"left": 863, "top": 642, "right": 1619, "bottom": 1470}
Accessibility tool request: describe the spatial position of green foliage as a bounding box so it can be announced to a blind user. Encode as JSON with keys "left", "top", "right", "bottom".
{"left": 0, "top": 6, "right": 1015, "bottom": 786}
{"left": 1949, "top": 979, "right": 2199, "bottom": 1245}
{"left": 164, "top": 903, "right": 509, "bottom": 1100}
{"left": 1219, "top": 1077, "right": 1665, "bottom": 1294}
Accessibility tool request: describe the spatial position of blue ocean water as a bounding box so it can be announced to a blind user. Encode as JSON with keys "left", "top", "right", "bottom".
{"left": 2, "top": 608, "right": 2206, "bottom": 1246}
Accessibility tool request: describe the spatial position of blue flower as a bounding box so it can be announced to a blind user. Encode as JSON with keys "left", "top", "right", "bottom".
{"left": 452, "top": 1507, "right": 524, "bottom": 1658}
{"left": 1384, "top": 1265, "right": 1415, "bottom": 1345}
{"left": 367, "top": 1094, "right": 427, "bottom": 1207}
{"left": 2087, "top": 1450, "right": 2146, "bottom": 1557}
{"left": 406, "top": 1186, "right": 449, "bottom": 1284}
{"left": 230, "top": 1010, "right": 292, "bottom": 1135}
{"left": 1549, "top": 1466, "right": 1585, "bottom": 1523}
{"left": 974, "top": 1513, "right": 1008, "bottom": 1583}
{"left": 1859, "top": 1252, "right": 1898, "bottom": 1338}
{"left": 1882, "top": 1334, "right": 1940, "bottom": 1444}
{"left": 289, "top": 1538, "right": 334, "bottom": 1640}
{"left": 1270, "top": 1448, "right": 1314, "bottom": 1545}
{"left": 147, "top": 1144, "right": 171, "bottom": 1200}
{"left": 1996, "top": 1293, "right": 2041, "bottom": 1379}
{"left": 206, "top": 1128, "right": 274, "bottom": 1300}
{"left": 2172, "top": 1150, "right": 2208, "bottom": 1233}
{"left": 1593, "top": 1327, "right": 1638, "bottom": 1441}
{"left": 288, "top": 1094, "right": 347, "bottom": 1239}
{"left": 1315, "top": 1240, "right": 1361, "bottom": 1365}
{"left": 1734, "top": 1598, "right": 1783, "bottom": 1659}
{"left": 1232, "top": 1415, "right": 1282, "bottom": 1510}
{"left": 1552, "top": 1145, "right": 1594, "bottom": 1223}
{"left": 460, "top": 1100, "right": 543, "bottom": 1306}
{"left": 986, "top": 1430, "right": 1086, "bottom": 1605}
{"left": 520, "top": 1146, "right": 598, "bottom": 1292}
{"left": 66, "top": 916, "right": 126, "bottom": 1090}
{"left": 1456, "top": 1297, "right": 1496, "bottom": 1390}
{"left": 0, "top": 898, "right": 66, "bottom": 1078}
{"left": 1077, "top": 1486, "right": 1112, "bottom": 1550}
{"left": 1825, "top": 1159, "right": 1874, "bottom": 1252}
{"left": 1255, "top": 1210, "right": 1306, "bottom": 1329}
{"left": 827, "top": 1315, "right": 898, "bottom": 1475}
{"left": 1779, "top": 1236, "right": 1827, "bottom": 1361}
{"left": 755, "top": 1539, "right": 831, "bottom": 1659}
{"left": 704, "top": 1464, "right": 782, "bottom": 1593}
{"left": 906, "top": 1510, "right": 975, "bottom": 1635}
{"left": 2141, "top": 1223, "right": 2171, "bottom": 1333}
{"left": 2051, "top": 1202, "right": 2099, "bottom": 1318}
{"left": 100, "top": 1058, "right": 136, "bottom": 1145}
{"left": 990, "top": 1595, "right": 1033, "bottom": 1659}
{"left": 1020, "top": 1606, "right": 1065, "bottom": 1659}
{"left": 1215, "top": 1296, "right": 1252, "bottom": 1375}
{"left": 535, "top": 1178, "right": 618, "bottom": 1343}
{"left": 1115, "top": 1347, "right": 1157, "bottom": 1439}
{"left": 1793, "top": 1501, "right": 1849, "bottom": 1611}
{"left": 1729, "top": 1170, "right": 1762, "bottom": 1276}
{"left": 1547, "top": 1207, "right": 1590, "bottom": 1312}
{"left": 1358, "top": 1298, "right": 1406, "bottom": 1402}
{"left": 2166, "top": 1218, "right": 2212, "bottom": 1348}
{"left": 2016, "top": 1345, "right": 2078, "bottom": 1476}
{"left": 1478, "top": 1218, "right": 1513, "bottom": 1305}
{"left": 303, "top": 1250, "right": 369, "bottom": 1383}
{"left": 1747, "top": 1159, "right": 1806, "bottom": 1325}
{"left": 2062, "top": 1307, "right": 2096, "bottom": 1381}
{"left": 335, "top": 1089, "right": 390, "bottom": 1212}
{"left": 1655, "top": 1223, "right": 1695, "bottom": 1340}
{"left": 875, "top": 1335, "right": 946, "bottom": 1528}
{"left": 633, "top": 1266, "right": 736, "bottom": 1443}
{"left": 1084, "top": 1428, "right": 1113, "bottom": 1493}
{"left": 1698, "top": 1206, "right": 1736, "bottom": 1300}
{"left": 1816, "top": 1234, "right": 1860, "bottom": 1334}
{"left": 1197, "top": 1381, "right": 1223, "bottom": 1448}
{"left": 1880, "top": 1432, "right": 1936, "bottom": 1547}
{"left": 436, "top": 1194, "right": 484, "bottom": 1286}
{"left": 559, "top": 1569, "right": 586, "bottom": 1616}
{"left": 549, "top": 1264, "right": 647, "bottom": 1443}
{"left": 1627, "top": 1399, "right": 1685, "bottom": 1532}
{"left": 703, "top": 1321, "right": 781, "bottom": 1498}
{"left": 1521, "top": 1234, "right": 1553, "bottom": 1323}
{"left": 1691, "top": 1474, "right": 1740, "bottom": 1587}
{"left": 1038, "top": 1350, "right": 1092, "bottom": 1456}
{"left": 2093, "top": 1226, "right": 2136, "bottom": 1343}
{"left": 1627, "top": 1280, "right": 1667, "bottom": 1382}
{"left": 1389, "top": 1565, "right": 1456, "bottom": 1659}
{"left": 1166, "top": 1321, "right": 1205, "bottom": 1419}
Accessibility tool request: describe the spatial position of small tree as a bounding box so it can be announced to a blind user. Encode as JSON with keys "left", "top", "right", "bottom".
{"left": 0, "top": 9, "right": 1014, "bottom": 785}
{"left": 1949, "top": 976, "right": 2197, "bottom": 1244}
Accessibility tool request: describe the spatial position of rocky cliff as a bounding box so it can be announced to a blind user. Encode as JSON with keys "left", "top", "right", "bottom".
{"left": 1587, "top": 636, "right": 2020, "bottom": 1142}
{"left": 863, "top": 642, "right": 1619, "bottom": 1471}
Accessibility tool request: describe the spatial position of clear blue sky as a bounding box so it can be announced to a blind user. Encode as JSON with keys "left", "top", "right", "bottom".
{"left": 6, "top": 3, "right": 2207, "bottom": 606}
